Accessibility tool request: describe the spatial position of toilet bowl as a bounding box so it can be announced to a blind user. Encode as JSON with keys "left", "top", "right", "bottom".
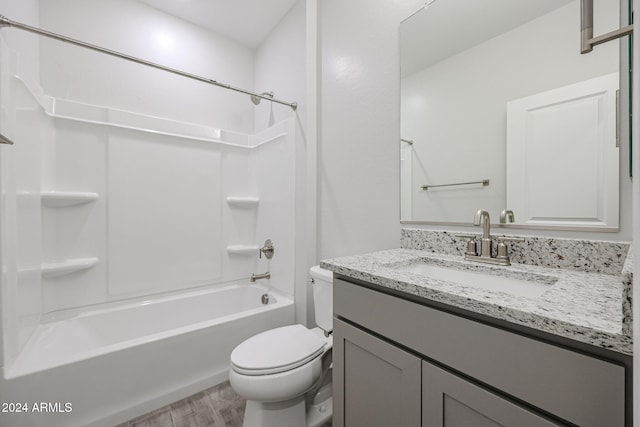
{"left": 229, "top": 266, "right": 333, "bottom": 427}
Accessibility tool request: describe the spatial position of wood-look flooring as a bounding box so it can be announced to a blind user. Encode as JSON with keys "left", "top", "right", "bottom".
{"left": 118, "top": 381, "right": 332, "bottom": 427}
{"left": 117, "top": 382, "right": 245, "bottom": 427}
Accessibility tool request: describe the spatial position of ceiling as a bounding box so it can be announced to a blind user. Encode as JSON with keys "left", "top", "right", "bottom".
{"left": 401, "top": 0, "right": 573, "bottom": 77}
{"left": 138, "top": 0, "right": 298, "bottom": 48}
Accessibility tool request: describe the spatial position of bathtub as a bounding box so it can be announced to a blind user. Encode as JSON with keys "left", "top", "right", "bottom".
{"left": 0, "top": 282, "right": 294, "bottom": 427}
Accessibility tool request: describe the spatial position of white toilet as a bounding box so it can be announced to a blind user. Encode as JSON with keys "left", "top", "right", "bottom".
{"left": 229, "top": 266, "right": 333, "bottom": 427}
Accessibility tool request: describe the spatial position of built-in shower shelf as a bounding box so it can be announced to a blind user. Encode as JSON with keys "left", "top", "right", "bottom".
{"left": 41, "top": 191, "right": 99, "bottom": 208}
{"left": 227, "top": 245, "right": 260, "bottom": 256}
{"left": 41, "top": 257, "right": 99, "bottom": 278}
{"left": 226, "top": 197, "right": 259, "bottom": 208}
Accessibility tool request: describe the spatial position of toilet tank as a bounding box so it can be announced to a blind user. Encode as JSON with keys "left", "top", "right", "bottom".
{"left": 310, "top": 265, "right": 333, "bottom": 332}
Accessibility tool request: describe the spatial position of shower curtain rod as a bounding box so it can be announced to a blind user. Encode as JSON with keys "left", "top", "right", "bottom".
{"left": 0, "top": 15, "right": 297, "bottom": 110}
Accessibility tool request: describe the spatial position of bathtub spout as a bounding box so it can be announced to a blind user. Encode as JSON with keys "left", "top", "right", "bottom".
{"left": 251, "top": 272, "right": 270, "bottom": 282}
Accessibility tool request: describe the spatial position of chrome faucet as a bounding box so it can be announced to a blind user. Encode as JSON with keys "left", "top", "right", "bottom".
{"left": 251, "top": 272, "right": 271, "bottom": 282}
{"left": 500, "top": 209, "right": 515, "bottom": 224}
{"left": 456, "top": 209, "right": 524, "bottom": 266}
{"left": 474, "top": 209, "right": 492, "bottom": 258}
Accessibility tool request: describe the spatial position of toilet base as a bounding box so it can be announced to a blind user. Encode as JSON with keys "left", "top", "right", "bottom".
{"left": 241, "top": 395, "right": 333, "bottom": 427}
{"left": 307, "top": 395, "right": 332, "bottom": 427}
{"left": 243, "top": 396, "right": 305, "bottom": 427}
{"left": 241, "top": 384, "right": 333, "bottom": 427}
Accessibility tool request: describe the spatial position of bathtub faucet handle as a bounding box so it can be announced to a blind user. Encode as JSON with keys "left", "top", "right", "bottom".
{"left": 259, "top": 239, "right": 275, "bottom": 259}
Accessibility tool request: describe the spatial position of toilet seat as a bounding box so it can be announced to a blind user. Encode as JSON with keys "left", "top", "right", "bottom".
{"left": 231, "top": 325, "right": 326, "bottom": 376}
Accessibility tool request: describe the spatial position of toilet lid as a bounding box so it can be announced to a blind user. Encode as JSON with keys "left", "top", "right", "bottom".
{"left": 231, "top": 325, "right": 326, "bottom": 375}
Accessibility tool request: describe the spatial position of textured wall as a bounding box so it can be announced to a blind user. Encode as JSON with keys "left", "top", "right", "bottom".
{"left": 319, "top": 0, "right": 423, "bottom": 259}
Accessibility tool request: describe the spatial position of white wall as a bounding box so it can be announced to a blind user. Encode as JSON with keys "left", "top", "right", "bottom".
{"left": 39, "top": 0, "right": 255, "bottom": 133}
{"left": 254, "top": 1, "right": 306, "bottom": 133}
{"left": 0, "top": 0, "right": 40, "bottom": 86}
{"left": 318, "top": 0, "right": 422, "bottom": 259}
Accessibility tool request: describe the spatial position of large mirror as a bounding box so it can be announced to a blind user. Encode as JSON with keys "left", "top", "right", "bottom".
{"left": 400, "top": 0, "right": 629, "bottom": 229}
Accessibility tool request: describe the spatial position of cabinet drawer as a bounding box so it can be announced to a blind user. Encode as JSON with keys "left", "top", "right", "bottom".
{"left": 334, "top": 278, "right": 625, "bottom": 427}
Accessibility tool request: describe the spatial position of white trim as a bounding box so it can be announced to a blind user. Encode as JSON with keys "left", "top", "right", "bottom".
{"left": 41, "top": 258, "right": 99, "bottom": 279}
{"left": 11, "top": 73, "right": 286, "bottom": 149}
{"left": 40, "top": 191, "right": 99, "bottom": 208}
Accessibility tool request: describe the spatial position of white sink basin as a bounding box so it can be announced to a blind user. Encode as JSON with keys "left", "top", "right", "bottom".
{"left": 395, "top": 261, "right": 554, "bottom": 298}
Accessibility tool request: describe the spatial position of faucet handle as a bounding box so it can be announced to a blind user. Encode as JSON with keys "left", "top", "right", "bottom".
{"left": 500, "top": 209, "right": 515, "bottom": 224}
{"left": 455, "top": 233, "right": 477, "bottom": 238}
{"left": 455, "top": 233, "right": 479, "bottom": 256}
{"left": 496, "top": 236, "right": 525, "bottom": 263}
{"left": 259, "top": 239, "right": 275, "bottom": 259}
{"left": 497, "top": 236, "right": 525, "bottom": 243}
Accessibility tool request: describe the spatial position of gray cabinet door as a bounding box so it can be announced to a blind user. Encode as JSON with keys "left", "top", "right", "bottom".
{"left": 333, "top": 318, "right": 421, "bottom": 427}
{"left": 422, "top": 361, "right": 565, "bottom": 427}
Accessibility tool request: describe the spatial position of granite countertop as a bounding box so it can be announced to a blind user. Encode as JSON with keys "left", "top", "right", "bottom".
{"left": 321, "top": 248, "right": 632, "bottom": 355}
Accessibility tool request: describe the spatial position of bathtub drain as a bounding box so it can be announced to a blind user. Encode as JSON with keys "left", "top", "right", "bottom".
{"left": 261, "top": 293, "right": 269, "bottom": 305}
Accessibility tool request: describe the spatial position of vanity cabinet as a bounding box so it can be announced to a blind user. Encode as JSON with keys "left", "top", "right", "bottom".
{"left": 333, "top": 277, "right": 627, "bottom": 427}
{"left": 334, "top": 318, "right": 421, "bottom": 426}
